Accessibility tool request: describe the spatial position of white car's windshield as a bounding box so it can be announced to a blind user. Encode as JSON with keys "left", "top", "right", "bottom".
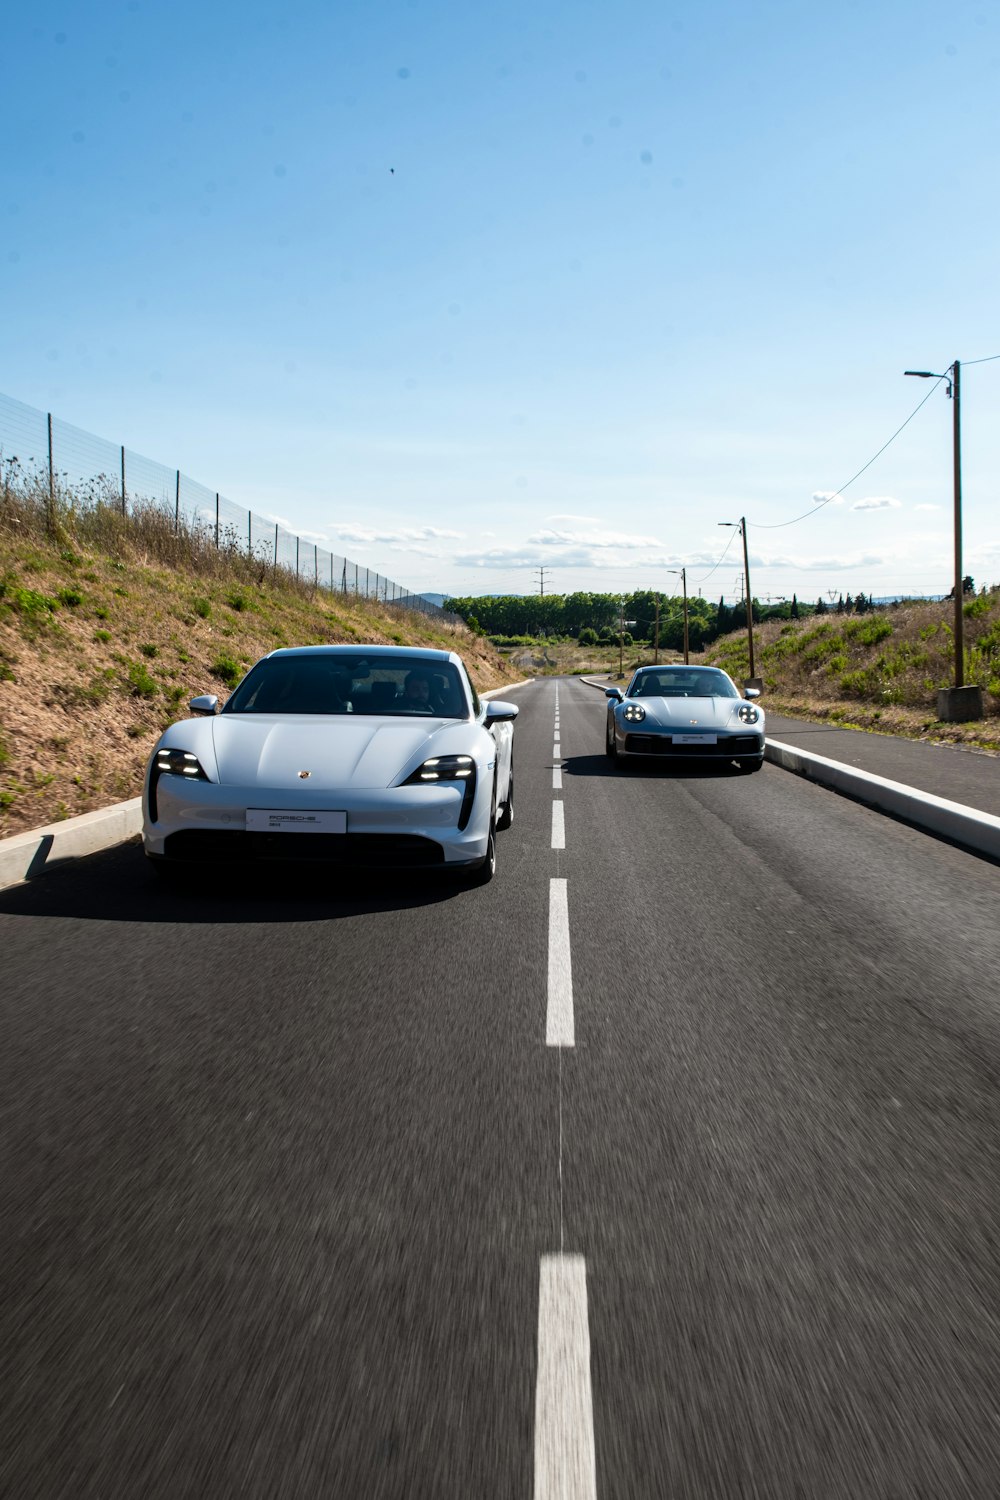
{"left": 224, "top": 657, "right": 468, "bottom": 717}
{"left": 629, "top": 670, "right": 740, "bottom": 699}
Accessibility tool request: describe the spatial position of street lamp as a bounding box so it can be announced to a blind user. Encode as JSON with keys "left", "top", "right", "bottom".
{"left": 667, "top": 568, "right": 689, "bottom": 663}
{"left": 904, "top": 361, "right": 981, "bottom": 720}
{"left": 719, "top": 516, "right": 757, "bottom": 683}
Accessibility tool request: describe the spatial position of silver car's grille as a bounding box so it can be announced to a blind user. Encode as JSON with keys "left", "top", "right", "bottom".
{"left": 624, "top": 733, "right": 762, "bottom": 757}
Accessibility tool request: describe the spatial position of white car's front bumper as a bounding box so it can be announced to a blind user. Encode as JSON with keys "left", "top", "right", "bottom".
{"left": 143, "top": 773, "right": 491, "bottom": 867}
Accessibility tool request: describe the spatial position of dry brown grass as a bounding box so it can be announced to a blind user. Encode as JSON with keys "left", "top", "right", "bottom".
{"left": 0, "top": 481, "right": 518, "bottom": 835}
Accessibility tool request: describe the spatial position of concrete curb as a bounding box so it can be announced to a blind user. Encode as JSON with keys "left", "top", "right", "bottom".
{"left": 0, "top": 799, "right": 143, "bottom": 891}
{"left": 765, "top": 738, "right": 1000, "bottom": 862}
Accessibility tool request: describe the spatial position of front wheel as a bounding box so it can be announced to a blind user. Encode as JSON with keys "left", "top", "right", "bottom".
{"left": 468, "top": 809, "right": 497, "bottom": 884}
{"left": 605, "top": 717, "right": 618, "bottom": 761}
{"left": 497, "top": 764, "right": 514, "bottom": 830}
{"left": 737, "top": 756, "right": 764, "bottom": 774}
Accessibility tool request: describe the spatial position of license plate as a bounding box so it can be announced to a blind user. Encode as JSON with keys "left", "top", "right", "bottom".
{"left": 672, "top": 734, "right": 717, "bottom": 745}
{"left": 246, "top": 809, "right": 347, "bottom": 833}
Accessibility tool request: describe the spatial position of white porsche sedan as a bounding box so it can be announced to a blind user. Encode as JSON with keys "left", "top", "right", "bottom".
{"left": 605, "top": 664, "right": 765, "bottom": 771}
{"left": 143, "top": 646, "right": 517, "bottom": 883}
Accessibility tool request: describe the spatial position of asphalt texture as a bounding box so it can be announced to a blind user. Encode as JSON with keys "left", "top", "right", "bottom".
{"left": 3, "top": 679, "right": 1000, "bottom": 1497}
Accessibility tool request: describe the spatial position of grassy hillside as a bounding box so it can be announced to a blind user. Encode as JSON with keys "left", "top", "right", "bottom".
{"left": 704, "top": 597, "right": 1000, "bottom": 749}
{"left": 0, "top": 502, "right": 519, "bottom": 837}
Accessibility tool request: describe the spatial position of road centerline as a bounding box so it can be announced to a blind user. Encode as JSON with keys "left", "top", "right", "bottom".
{"left": 534, "top": 1253, "right": 598, "bottom": 1500}
{"left": 547, "top": 878, "right": 574, "bottom": 1046}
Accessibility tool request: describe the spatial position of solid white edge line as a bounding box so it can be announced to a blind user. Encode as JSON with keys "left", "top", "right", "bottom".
{"left": 534, "top": 1254, "right": 597, "bottom": 1500}
{"left": 551, "top": 802, "right": 566, "bottom": 850}
{"left": 547, "top": 878, "right": 574, "bottom": 1046}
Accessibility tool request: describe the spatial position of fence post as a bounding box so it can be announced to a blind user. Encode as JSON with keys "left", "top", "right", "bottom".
{"left": 342, "top": 561, "right": 347, "bottom": 593}
{"left": 296, "top": 536, "right": 300, "bottom": 578}
{"left": 365, "top": 567, "right": 370, "bottom": 597}
{"left": 175, "top": 470, "right": 180, "bottom": 532}
{"left": 248, "top": 510, "right": 252, "bottom": 557}
{"left": 274, "top": 522, "right": 278, "bottom": 576}
{"left": 330, "top": 553, "right": 334, "bottom": 593}
{"left": 314, "top": 544, "right": 318, "bottom": 587}
{"left": 215, "top": 493, "right": 219, "bottom": 548}
{"left": 355, "top": 562, "right": 358, "bottom": 593}
{"left": 121, "top": 445, "right": 127, "bottom": 517}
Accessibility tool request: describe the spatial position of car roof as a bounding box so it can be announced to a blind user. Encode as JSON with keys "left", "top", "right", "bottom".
{"left": 635, "top": 664, "right": 727, "bottom": 674}
{"left": 266, "top": 645, "right": 456, "bottom": 663}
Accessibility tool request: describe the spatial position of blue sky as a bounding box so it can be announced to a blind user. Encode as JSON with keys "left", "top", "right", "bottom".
{"left": 4, "top": 0, "right": 999, "bottom": 603}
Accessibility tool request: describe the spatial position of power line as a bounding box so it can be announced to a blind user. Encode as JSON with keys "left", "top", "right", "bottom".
{"left": 963, "top": 353, "right": 1000, "bottom": 366}
{"left": 754, "top": 377, "right": 947, "bottom": 530}
{"left": 691, "top": 525, "right": 739, "bottom": 585}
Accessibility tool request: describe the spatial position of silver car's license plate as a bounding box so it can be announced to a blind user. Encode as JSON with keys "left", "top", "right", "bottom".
{"left": 671, "top": 734, "right": 717, "bottom": 745}
{"left": 246, "top": 809, "right": 347, "bottom": 833}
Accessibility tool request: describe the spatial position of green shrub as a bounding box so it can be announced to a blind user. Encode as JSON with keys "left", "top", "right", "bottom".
{"left": 1, "top": 584, "right": 58, "bottom": 618}
{"left": 93, "top": 629, "right": 111, "bottom": 644}
{"left": 964, "top": 593, "right": 994, "bottom": 619}
{"left": 139, "top": 642, "right": 158, "bottom": 658}
{"left": 55, "top": 587, "right": 83, "bottom": 607}
{"left": 126, "top": 661, "right": 158, "bottom": 698}
{"left": 843, "top": 616, "right": 892, "bottom": 646}
{"left": 210, "top": 655, "right": 242, "bottom": 688}
{"left": 192, "top": 597, "right": 211, "bottom": 619}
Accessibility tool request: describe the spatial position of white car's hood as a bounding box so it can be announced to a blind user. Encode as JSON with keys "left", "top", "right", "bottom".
{"left": 209, "top": 716, "right": 450, "bottom": 789}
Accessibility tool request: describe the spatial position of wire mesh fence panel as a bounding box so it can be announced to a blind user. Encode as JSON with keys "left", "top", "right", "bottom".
{"left": 0, "top": 390, "right": 460, "bottom": 622}
{"left": 0, "top": 394, "right": 49, "bottom": 485}
{"left": 52, "top": 417, "right": 123, "bottom": 505}
{"left": 123, "top": 449, "right": 176, "bottom": 510}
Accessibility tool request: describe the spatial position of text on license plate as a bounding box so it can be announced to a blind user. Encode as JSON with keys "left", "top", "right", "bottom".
{"left": 671, "top": 734, "right": 717, "bottom": 745}
{"left": 246, "top": 809, "right": 347, "bottom": 833}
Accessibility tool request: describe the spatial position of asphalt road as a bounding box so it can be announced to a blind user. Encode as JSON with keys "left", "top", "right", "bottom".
{"left": 3, "top": 677, "right": 1000, "bottom": 1498}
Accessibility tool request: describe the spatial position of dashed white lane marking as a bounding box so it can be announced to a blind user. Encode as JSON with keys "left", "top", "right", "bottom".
{"left": 553, "top": 741, "right": 561, "bottom": 760}
{"left": 552, "top": 767, "right": 563, "bottom": 790}
{"left": 551, "top": 801, "right": 565, "bottom": 850}
{"left": 547, "top": 878, "right": 574, "bottom": 1046}
{"left": 534, "top": 1254, "right": 597, "bottom": 1500}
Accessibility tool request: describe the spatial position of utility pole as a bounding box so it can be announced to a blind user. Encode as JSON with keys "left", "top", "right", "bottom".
{"left": 668, "top": 568, "right": 690, "bottom": 663}
{"left": 619, "top": 598, "right": 624, "bottom": 679}
{"left": 653, "top": 595, "right": 660, "bottom": 664}
{"left": 718, "top": 517, "right": 756, "bottom": 681}
{"left": 905, "top": 359, "right": 981, "bottom": 718}
{"left": 534, "top": 565, "right": 550, "bottom": 598}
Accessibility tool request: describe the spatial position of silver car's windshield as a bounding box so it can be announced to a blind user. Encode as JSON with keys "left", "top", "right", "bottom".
{"left": 629, "top": 670, "right": 740, "bottom": 699}
{"left": 224, "top": 657, "right": 468, "bottom": 717}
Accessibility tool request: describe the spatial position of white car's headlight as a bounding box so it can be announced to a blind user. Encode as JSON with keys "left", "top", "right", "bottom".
{"left": 148, "top": 747, "right": 210, "bottom": 821}
{"left": 737, "top": 704, "right": 760, "bottom": 724}
{"left": 623, "top": 703, "right": 646, "bottom": 722}
{"left": 402, "top": 754, "right": 477, "bottom": 828}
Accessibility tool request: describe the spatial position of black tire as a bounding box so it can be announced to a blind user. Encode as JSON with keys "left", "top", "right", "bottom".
{"left": 469, "top": 811, "right": 497, "bottom": 885}
{"left": 738, "top": 756, "right": 764, "bottom": 774}
{"left": 497, "top": 764, "right": 514, "bottom": 830}
{"left": 605, "top": 716, "right": 618, "bottom": 761}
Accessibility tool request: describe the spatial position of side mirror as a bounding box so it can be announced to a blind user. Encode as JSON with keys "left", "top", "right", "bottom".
{"left": 485, "top": 700, "right": 518, "bottom": 724}
{"left": 744, "top": 687, "right": 761, "bottom": 700}
{"left": 605, "top": 687, "right": 623, "bottom": 702}
{"left": 189, "top": 694, "right": 219, "bottom": 716}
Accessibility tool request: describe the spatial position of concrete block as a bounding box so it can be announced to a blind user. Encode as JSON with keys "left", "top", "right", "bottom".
{"left": 936, "top": 685, "right": 984, "bottom": 722}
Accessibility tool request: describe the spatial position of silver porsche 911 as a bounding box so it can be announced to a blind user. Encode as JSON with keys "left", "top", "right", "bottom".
{"left": 605, "top": 664, "right": 764, "bottom": 771}
{"left": 143, "top": 645, "right": 517, "bottom": 882}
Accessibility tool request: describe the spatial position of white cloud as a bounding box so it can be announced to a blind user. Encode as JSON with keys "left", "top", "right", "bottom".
{"left": 333, "top": 524, "right": 463, "bottom": 547}
{"left": 812, "top": 490, "right": 844, "bottom": 505}
{"left": 528, "top": 527, "right": 662, "bottom": 549}
{"left": 851, "top": 496, "right": 902, "bottom": 511}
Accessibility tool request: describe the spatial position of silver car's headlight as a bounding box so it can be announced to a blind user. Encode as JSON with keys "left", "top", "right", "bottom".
{"left": 148, "top": 747, "right": 210, "bottom": 821}
{"left": 737, "top": 704, "right": 760, "bottom": 724}
{"left": 623, "top": 703, "right": 646, "bottom": 722}
{"left": 402, "top": 754, "right": 477, "bottom": 829}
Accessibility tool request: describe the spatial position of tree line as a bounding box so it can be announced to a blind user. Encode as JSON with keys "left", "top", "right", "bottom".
{"left": 443, "top": 590, "right": 865, "bottom": 649}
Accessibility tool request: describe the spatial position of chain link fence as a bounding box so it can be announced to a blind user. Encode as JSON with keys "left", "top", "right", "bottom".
{"left": 0, "top": 391, "right": 455, "bottom": 621}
